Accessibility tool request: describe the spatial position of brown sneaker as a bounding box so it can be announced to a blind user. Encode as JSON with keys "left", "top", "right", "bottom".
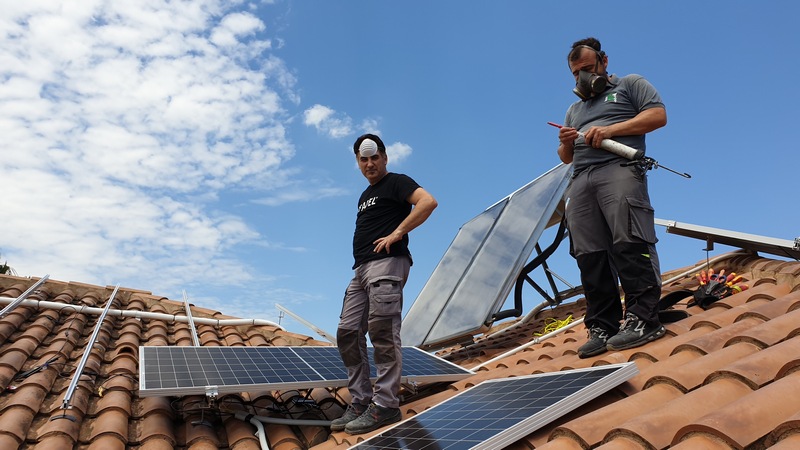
{"left": 344, "top": 402, "right": 402, "bottom": 435}
{"left": 330, "top": 402, "right": 367, "bottom": 432}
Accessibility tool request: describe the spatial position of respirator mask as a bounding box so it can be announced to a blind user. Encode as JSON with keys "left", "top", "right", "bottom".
{"left": 573, "top": 70, "right": 608, "bottom": 101}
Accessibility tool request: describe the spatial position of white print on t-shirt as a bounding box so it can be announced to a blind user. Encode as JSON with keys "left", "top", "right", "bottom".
{"left": 359, "top": 196, "right": 378, "bottom": 212}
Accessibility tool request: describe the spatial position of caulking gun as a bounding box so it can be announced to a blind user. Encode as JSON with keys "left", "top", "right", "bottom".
{"left": 547, "top": 122, "right": 691, "bottom": 178}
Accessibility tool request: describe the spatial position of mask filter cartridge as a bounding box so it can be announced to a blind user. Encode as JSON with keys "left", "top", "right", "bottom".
{"left": 573, "top": 70, "right": 608, "bottom": 100}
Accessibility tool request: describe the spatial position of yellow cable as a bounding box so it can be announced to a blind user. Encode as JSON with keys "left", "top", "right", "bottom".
{"left": 534, "top": 315, "right": 574, "bottom": 336}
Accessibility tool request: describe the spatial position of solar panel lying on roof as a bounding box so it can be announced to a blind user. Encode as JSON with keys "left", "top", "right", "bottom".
{"left": 349, "top": 362, "right": 638, "bottom": 450}
{"left": 139, "top": 346, "right": 472, "bottom": 397}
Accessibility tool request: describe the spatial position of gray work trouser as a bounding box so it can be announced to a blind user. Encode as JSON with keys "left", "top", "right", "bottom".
{"left": 337, "top": 256, "right": 410, "bottom": 409}
{"left": 565, "top": 161, "right": 662, "bottom": 332}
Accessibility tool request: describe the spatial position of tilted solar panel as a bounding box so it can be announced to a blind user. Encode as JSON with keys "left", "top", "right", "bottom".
{"left": 349, "top": 362, "right": 638, "bottom": 450}
{"left": 139, "top": 346, "right": 472, "bottom": 397}
{"left": 402, "top": 163, "right": 573, "bottom": 350}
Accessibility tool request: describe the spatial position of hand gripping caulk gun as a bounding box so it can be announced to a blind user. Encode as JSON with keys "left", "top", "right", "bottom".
{"left": 547, "top": 122, "right": 691, "bottom": 178}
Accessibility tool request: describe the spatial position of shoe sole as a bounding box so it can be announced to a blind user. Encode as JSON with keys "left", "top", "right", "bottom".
{"left": 331, "top": 409, "right": 365, "bottom": 432}
{"left": 344, "top": 414, "right": 402, "bottom": 435}
{"left": 607, "top": 326, "right": 666, "bottom": 351}
{"left": 578, "top": 345, "right": 608, "bottom": 359}
{"left": 330, "top": 423, "right": 348, "bottom": 432}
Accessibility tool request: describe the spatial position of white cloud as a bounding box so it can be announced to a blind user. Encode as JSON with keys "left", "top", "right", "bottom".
{"left": 359, "top": 119, "right": 380, "bottom": 135}
{"left": 252, "top": 185, "right": 349, "bottom": 206}
{"left": 211, "top": 12, "right": 266, "bottom": 48}
{"left": 303, "top": 104, "right": 353, "bottom": 138}
{"left": 387, "top": 142, "right": 413, "bottom": 165}
{"left": 0, "top": 1, "right": 299, "bottom": 294}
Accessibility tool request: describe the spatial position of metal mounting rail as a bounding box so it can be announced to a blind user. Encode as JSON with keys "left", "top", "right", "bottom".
{"left": 60, "top": 284, "right": 120, "bottom": 411}
{"left": 0, "top": 275, "right": 50, "bottom": 319}
{"left": 183, "top": 290, "right": 201, "bottom": 347}
{"left": 655, "top": 218, "right": 800, "bottom": 260}
{"left": 275, "top": 303, "right": 337, "bottom": 344}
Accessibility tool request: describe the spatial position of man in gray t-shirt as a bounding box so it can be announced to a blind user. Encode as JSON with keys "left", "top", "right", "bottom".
{"left": 556, "top": 37, "right": 667, "bottom": 358}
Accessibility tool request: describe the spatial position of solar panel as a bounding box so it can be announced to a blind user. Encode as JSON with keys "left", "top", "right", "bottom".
{"left": 138, "top": 346, "right": 472, "bottom": 397}
{"left": 402, "top": 163, "right": 573, "bottom": 350}
{"left": 349, "top": 362, "right": 638, "bottom": 450}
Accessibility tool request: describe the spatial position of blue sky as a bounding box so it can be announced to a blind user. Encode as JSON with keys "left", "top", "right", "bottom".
{"left": 1, "top": 1, "right": 797, "bottom": 341}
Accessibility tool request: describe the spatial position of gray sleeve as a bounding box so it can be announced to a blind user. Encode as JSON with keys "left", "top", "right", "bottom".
{"left": 564, "top": 105, "right": 575, "bottom": 127}
{"left": 624, "top": 75, "right": 664, "bottom": 112}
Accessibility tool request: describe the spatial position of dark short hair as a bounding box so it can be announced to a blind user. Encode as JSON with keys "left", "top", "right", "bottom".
{"left": 568, "top": 37, "right": 606, "bottom": 64}
{"left": 353, "top": 133, "right": 386, "bottom": 155}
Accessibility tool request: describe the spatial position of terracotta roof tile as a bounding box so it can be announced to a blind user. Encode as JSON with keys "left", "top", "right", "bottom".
{"left": 713, "top": 335, "right": 800, "bottom": 388}
{"left": 673, "top": 371, "right": 800, "bottom": 448}
{"left": 532, "top": 436, "right": 586, "bottom": 450}
{"left": 107, "top": 352, "right": 138, "bottom": 376}
{"left": 3, "top": 382, "right": 49, "bottom": 414}
{"left": 245, "top": 330, "right": 271, "bottom": 347}
{"left": 265, "top": 423, "right": 304, "bottom": 449}
{"left": 768, "top": 410, "right": 800, "bottom": 445}
{"left": 640, "top": 341, "right": 759, "bottom": 392}
{"left": 139, "top": 438, "right": 176, "bottom": 450}
{"left": 143, "top": 322, "right": 169, "bottom": 346}
{"left": 223, "top": 416, "right": 261, "bottom": 449}
{"left": 0, "top": 405, "right": 35, "bottom": 445}
{"left": 670, "top": 434, "right": 735, "bottom": 450}
{"left": 604, "top": 377, "right": 754, "bottom": 449}
{"left": 674, "top": 315, "right": 764, "bottom": 355}
{"left": 137, "top": 408, "right": 175, "bottom": 444}
{"left": 769, "top": 436, "right": 800, "bottom": 450}
{"left": 87, "top": 408, "right": 129, "bottom": 442}
{"left": 0, "top": 310, "right": 30, "bottom": 342}
{"left": 87, "top": 434, "right": 128, "bottom": 450}
{"left": 38, "top": 405, "right": 85, "bottom": 444}
{"left": 551, "top": 382, "right": 683, "bottom": 447}
{"left": 618, "top": 323, "right": 710, "bottom": 362}
{"left": 187, "top": 440, "right": 222, "bottom": 450}
{"left": 2, "top": 251, "right": 800, "bottom": 449}
{"left": 0, "top": 348, "right": 31, "bottom": 385}
{"left": 33, "top": 434, "right": 77, "bottom": 450}
{"left": 183, "top": 410, "right": 222, "bottom": 447}
{"left": 93, "top": 389, "right": 132, "bottom": 414}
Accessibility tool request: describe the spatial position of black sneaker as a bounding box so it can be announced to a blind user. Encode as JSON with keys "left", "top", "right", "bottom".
{"left": 344, "top": 402, "right": 402, "bottom": 435}
{"left": 578, "top": 326, "right": 611, "bottom": 358}
{"left": 606, "top": 312, "right": 666, "bottom": 351}
{"left": 330, "top": 402, "right": 367, "bottom": 432}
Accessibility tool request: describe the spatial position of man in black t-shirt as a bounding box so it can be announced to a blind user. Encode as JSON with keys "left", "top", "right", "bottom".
{"left": 331, "top": 134, "right": 437, "bottom": 435}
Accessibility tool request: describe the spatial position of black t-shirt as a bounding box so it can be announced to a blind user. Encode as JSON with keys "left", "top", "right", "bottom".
{"left": 352, "top": 172, "right": 420, "bottom": 269}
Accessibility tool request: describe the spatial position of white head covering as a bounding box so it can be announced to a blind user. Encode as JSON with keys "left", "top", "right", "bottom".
{"left": 358, "top": 138, "right": 379, "bottom": 157}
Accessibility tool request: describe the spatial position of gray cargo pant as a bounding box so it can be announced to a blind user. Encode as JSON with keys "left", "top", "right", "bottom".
{"left": 565, "top": 161, "right": 662, "bottom": 332}
{"left": 337, "top": 256, "right": 410, "bottom": 409}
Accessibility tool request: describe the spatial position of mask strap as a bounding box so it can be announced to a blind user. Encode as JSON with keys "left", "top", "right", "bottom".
{"left": 567, "top": 45, "right": 605, "bottom": 70}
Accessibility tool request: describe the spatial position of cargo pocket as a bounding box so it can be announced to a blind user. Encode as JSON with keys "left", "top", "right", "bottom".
{"left": 626, "top": 197, "right": 658, "bottom": 244}
{"left": 368, "top": 275, "right": 403, "bottom": 318}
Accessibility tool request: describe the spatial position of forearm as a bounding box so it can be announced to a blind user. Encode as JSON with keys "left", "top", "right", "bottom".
{"left": 606, "top": 107, "right": 667, "bottom": 137}
{"left": 557, "top": 142, "right": 574, "bottom": 164}
{"left": 393, "top": 195, "right": 437, "bottom": 237}
{"left": 373, "top": 192, "right": 438, "bottom": 254}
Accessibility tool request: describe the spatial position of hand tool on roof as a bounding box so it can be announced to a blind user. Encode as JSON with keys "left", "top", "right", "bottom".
{"left": 687, "top": 268, "right": 749, "bottom": 309}
{"left": 547, "top": 122, "right": 691, "bottom": 178}
{"left": 698, "top": 269, "right": 709, "bottom": 284}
